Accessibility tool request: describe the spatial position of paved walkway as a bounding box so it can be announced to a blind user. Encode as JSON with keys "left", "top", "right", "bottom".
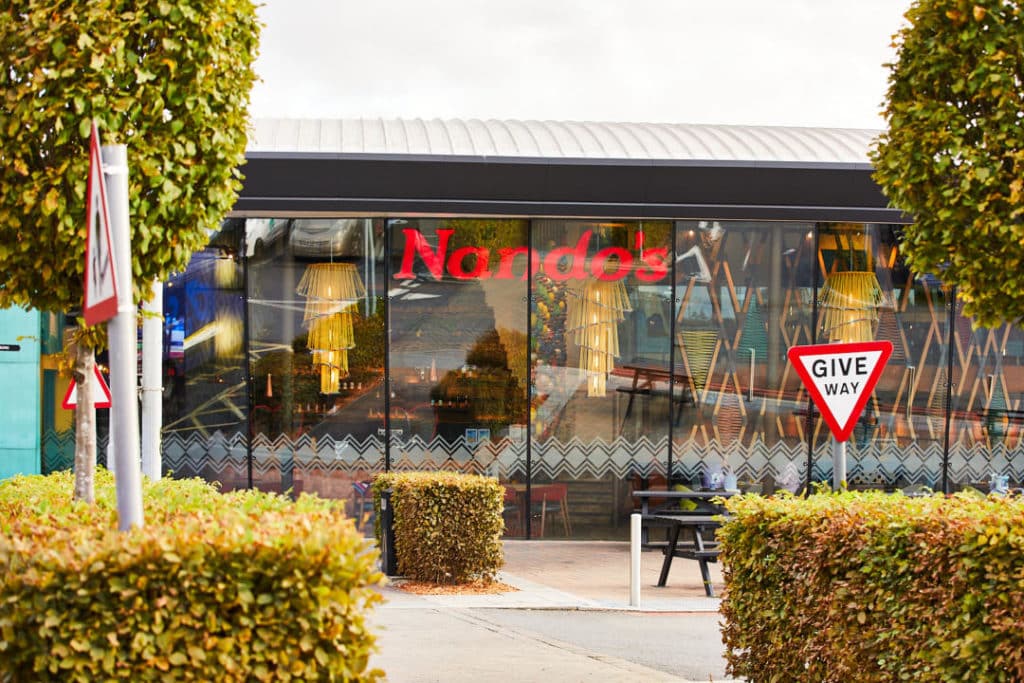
{"left": 371, "top": 540, "right": 740, "bottom": 682}
{"left": 381, "top": 540, "right": 724, "bottom": 611}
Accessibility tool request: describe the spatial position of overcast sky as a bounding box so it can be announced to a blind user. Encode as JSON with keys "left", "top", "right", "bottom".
{"left": 250, "top": 1, "right": 911, "bottom": 130}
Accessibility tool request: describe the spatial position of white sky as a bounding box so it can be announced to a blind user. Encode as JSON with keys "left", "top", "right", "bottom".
{"left": 250, "top": 0, "right": 911, "bottom": 130}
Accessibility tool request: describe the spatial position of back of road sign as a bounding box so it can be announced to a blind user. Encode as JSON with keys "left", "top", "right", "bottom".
{"left": 83, "top": 121, "right": 118, "bottom": 326}
{"left": 788, "top": 341, "right": 893, "bottom": 442}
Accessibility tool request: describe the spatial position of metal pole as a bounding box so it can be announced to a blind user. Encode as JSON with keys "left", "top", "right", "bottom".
{"left": 383, "top": 220, "right": 393, "bottom": 472}
{"left": 805, "top": 225, "right": 820, "bottom": 496}
{"left": 102, "top": 144, "right": 143, "bottom": 530}
{"left": 747, "top": 347, "right": 755, "bottom": 401}
{"left": 242, "top": 239, "right": 254, "bottom": 490}
{"left": 941, "top": 286, "right": 956, "bottom": 493}
{"left": 141, "top": 278, "right": 162, "bottom": 480}
{"left": 832, "top": 438, "right": 846, "bottom": 490}
{"left": 668, "top": 221, "right": 680, "bottom": 485}
{"left": 767, "top": 225, "right": 783, "bottom": 385}
{"left": 525, "top": 220, "right": 534, "bottom": 539}
{"left": 629, "top": 513, "right": 642, "bottom": 607}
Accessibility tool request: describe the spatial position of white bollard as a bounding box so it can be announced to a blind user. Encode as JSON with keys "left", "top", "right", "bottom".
{"left": 141, "top": 278, "right": 163, "bottom": 481}
{"left": 630, "top": 513, "right": 641, "bottom": 607}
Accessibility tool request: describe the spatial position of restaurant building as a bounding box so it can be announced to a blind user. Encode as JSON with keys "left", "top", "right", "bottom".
{"left": 30, "top": 118, "right": 1024, "bottom": 539}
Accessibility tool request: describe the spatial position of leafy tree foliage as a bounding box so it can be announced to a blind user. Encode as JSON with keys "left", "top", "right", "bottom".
{"left": 0, "top": 1, "right": 259, "bottom": 501}
{"left": 0, "top": 0, "right": 260, "bottom": 312}
{"left": 872, "top": 0, "right": 1024, "bottom": 327}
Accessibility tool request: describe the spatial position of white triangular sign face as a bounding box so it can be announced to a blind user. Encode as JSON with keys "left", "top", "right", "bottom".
{"left": 62, "top": 365, "right": 112, "bottom": 409}
{"left": 83, "top": 121, "right": 118, "bottom": 326}
{"left": 787, "top": 341, "right": 892, "bottom": 442}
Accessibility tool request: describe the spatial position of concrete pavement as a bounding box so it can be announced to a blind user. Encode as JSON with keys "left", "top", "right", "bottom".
{"left": 369, "top": 540, "right": 741, "bottom": 682}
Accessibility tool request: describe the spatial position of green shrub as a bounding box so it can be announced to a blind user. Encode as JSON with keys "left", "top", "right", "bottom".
{"left": 0, "top": 470, "right": 384, "bottom": 681}
{"left": 370, "top": 471, "right": 504, "bottom": 584}
{"left": 719, "top": 490, "right": 1024, "bottom": 682}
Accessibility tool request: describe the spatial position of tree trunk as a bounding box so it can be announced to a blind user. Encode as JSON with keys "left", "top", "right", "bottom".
{"left": 73, "top": 342, "right": 96, "bottom": 503}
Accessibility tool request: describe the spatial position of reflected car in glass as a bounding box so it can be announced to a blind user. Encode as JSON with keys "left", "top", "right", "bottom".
{"left": 245, "top": 218, "right": 291, "bottom": 258}
{"left": 289, "top": 218, "right": 366, "bottom": 259}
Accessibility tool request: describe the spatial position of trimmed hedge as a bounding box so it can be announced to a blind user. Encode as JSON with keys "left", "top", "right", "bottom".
{"left": 0, "top": 470, "right": 384, "bottom": 681}
{"left": 371, "top": 471, "right": 504, "bottom": 584}
{"left": 719, "top": 490, "right": 1024, "bottom": 682}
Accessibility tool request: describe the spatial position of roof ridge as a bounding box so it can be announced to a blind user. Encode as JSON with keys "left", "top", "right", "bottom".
{"left": 248, "top": 118, "right": 879, "bottom": 163}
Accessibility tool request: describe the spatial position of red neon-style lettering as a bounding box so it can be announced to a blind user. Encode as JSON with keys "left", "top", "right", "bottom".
{"left": 495, "top": 247, "right": 537, "bottom": 280}
{"left": 636, "top": 246, "right": 670, "bottom": 282}
{"left": 394, "top": 228, "right": 454, "bottom": 279}
{"left": 590, "top": 247, "right": 632, "bottom": 281}
{"left": 543, "top": 230, "right": 592, "bottom": 282}
{"left": 448, "top": 246, "right": 491, "bottom": 279}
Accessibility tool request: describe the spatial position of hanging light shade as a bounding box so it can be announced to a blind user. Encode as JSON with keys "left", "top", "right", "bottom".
{"left": 296, "top": 263, "right": 366, "bottom": 394}
{"left": 818, "top": 271, "right": 886, "bottom": 344}
{"left": 566, "top": 279, "right": 632, "bottom": 396}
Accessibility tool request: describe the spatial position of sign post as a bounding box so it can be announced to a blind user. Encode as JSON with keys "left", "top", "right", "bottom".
{"left": 788, "top": 341, "right": 893, "bottom": 489}
{"left": 101, "top": 137, "right": 144, "bottom": 531}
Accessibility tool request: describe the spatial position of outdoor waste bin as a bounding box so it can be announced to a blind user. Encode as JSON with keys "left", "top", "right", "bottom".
{"left": 379, "top": 488, "right": 398, "bottom": 576}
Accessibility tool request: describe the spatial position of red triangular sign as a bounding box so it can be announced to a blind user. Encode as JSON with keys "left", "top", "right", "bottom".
{"left": 62, "top": 366, "right": 112, "bottom": 409}
{"left": 787, "top": 341, "right": 892, "bottom": 442}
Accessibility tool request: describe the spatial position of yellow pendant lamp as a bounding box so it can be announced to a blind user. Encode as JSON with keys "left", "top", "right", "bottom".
{"left": 296, "top": 263, "right": 366, "bottom": 393}
{"left": 566, "top": 279, "right": 632, "bottom": 396}
{"left": 818, "top": 271, "right": 885, "bottom": 344}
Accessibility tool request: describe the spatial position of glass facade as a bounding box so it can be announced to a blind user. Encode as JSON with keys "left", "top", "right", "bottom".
{"left": 44, "top": 216, "right": 1024, "bottom": 539}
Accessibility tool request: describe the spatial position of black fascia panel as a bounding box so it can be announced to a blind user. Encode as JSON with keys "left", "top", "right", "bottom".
{"left": 240, "top": 155, "right": 552, "bottom": 202}
{"left": 237, "top": 152, "right": 902, "bottom": 220}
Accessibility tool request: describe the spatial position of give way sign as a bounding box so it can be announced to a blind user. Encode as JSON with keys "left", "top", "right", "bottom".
{"left": 787, "top": 341, "right": 893, "bottom": 442}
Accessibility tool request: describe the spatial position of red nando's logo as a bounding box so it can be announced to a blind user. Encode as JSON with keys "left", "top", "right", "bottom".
{"left": 393, "top": 228, "right": 669, "bottom": 282}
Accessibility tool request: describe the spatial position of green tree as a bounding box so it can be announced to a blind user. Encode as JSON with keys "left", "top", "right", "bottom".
{"left": 871, "top": 0, "right": 1024, "bottom": 327}
{"left": 0, "top": 1, "right": 260, "bottom": 500}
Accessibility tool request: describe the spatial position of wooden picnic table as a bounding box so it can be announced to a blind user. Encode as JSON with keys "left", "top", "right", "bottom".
{"left": 632, "top": 489, "right": 735, "bottom": 547}
{"left": 644, "top": 513, "right": 728, "bottom": 597}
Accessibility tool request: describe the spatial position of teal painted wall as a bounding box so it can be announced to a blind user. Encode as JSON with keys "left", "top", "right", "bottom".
{"left": 0, "top": 308, "right": 41, "bottom": 478}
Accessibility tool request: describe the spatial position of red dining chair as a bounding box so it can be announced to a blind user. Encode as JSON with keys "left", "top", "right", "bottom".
{"left": 530, "top": 483, "right": 572, "bottom": 537}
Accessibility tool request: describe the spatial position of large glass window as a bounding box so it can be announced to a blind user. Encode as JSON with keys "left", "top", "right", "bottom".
{"left": 161, "top": 220, "right": 248, "bottom": 486}
{"left": 529, "top": 220, "right": 672, "bottom": 539}
{"left": 672, "top": 221, "right": 815, "bottom": 496}
{"left": 246, "top": 217, "right": 386, "bottom": 529}
{"left": 950, "top": 314, "right": 1024, "bottom": 491}
{"left": 388, "top": 218, "right": 530, "bottom": 534}
{"left": 151, "top": 214, "right": 1024, "bottom": 538}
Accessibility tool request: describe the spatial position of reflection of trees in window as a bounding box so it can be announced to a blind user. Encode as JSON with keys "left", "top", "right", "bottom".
{"left": 252, "top": 348, "right": 315, "bottom": 438}
{"left": 440, "top": 218, "right": 528, "bottom": 251}
{"left": 348, "top": 297, "right": 386, "bottom": 374}
{"left": 430, "top": 328, "right": 527, "bottom": 440}
{"left": 640, "top": 221, "right": 671, "bottom": 252}
{"left": 251, "top": 299, "right": 386, "bottom": 438}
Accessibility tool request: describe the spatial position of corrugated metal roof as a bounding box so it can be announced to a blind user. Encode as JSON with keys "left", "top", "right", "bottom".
{"left": 249, "top": 118, "right": 878, "bottom": 165}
